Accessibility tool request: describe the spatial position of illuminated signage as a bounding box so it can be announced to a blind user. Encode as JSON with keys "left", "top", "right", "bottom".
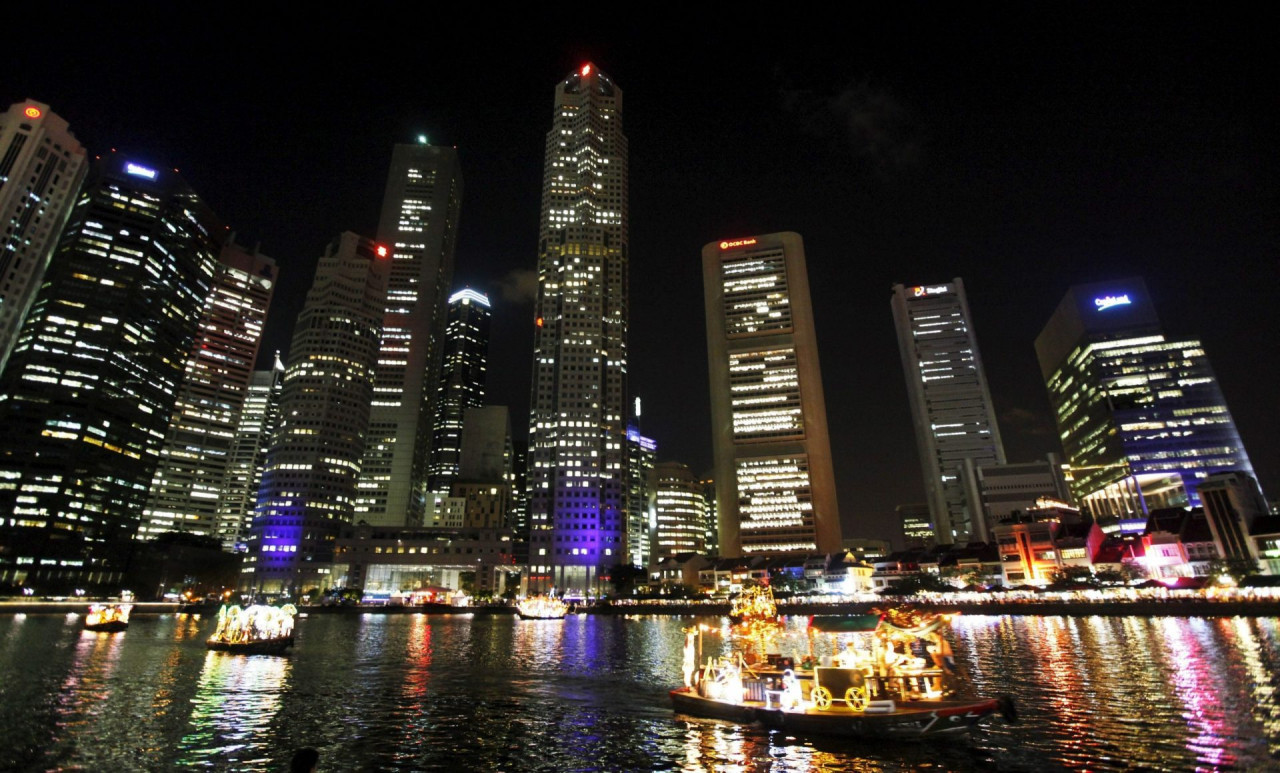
{"left": 375, "top": 245, "right": 389, "bottom": 258}
{"left": 719, "top": 238, "right": 758, "bottom": 250}
{"left": 581, "top": 64, "right": 592, "bottom": 76}
{"left": 910, "top": 285, "right": 951, "bottom": 297}
{"left": 125, "top": 163, "right": 157, "bottom": 180}
{"left": 449, "top": 288, "right": 490, "bottom": 307}
{"left": 1094, "top": 294, "right": 1131, "bottom": 311}
{"left": 23, "top": 106, "right": 42, "bottom": 119}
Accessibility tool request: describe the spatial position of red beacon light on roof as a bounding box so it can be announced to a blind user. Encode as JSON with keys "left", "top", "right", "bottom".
{"left": 23, "top": 106, "right": 42, "bottom": 119}
{"left": 375, "top": 245, "right": 388, "bottom": 258}
{"left": 581, "top": 64, "right": 592, "bottom": 76}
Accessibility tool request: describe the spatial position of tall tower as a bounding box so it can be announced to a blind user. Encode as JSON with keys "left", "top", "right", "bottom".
{"left": 0, "top": 100, "right": 88, "bottom": 374}
{"left": 140, "top": 240, "right": 276, "bottom": 541}
{"left": 703, "top": 232, "right": 842, "bottom": 557}
{"left": 527, "top": 63, "right": 629, "bottom": 595}
{"left": 891, "top": 279, "right": 1006, "bottom": 545}
{"left": 215, "top": 353, "right": 285, "bottom": 550}
{"left": 1035, "top": 277, "right": 1256, "bottom": 533}
{"left": 248, "top": 233, "right": 388, "bottom": 595}
{"left": 426, "top": 288, "right": 491, "bottom": 493}
{"left": 358, "top": 141, "right": 463, "bottom": 527}
{"left": 625, "top": 423, "right": 657, "bottom": 566}
{"left": 649, "top": 461, "right": 709, "bottom": 564}
{"left": 0, "top": 154, "right": 221, "bottom": 587}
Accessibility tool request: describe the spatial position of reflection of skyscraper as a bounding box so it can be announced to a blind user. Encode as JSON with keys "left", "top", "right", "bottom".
{"left": 527, "top": 64, "right": 629, "bottom": 595}
{"left": 1035, "top": 278, "right": 1256, "bottom": 532}
{"left": 141, "top": 240, "right": 276, "bottom": 541}
{"left": 216, "top": 355, "right": 285, "bottom": 550}
{"left": 703, "top": 231, "right": 841, "bottom": 557}
{"left": 248, "top": 233, "right": 388, "bottom": 594}
{"left": 358, "top": 141, "right": 463, "bottom": 527}
{"left": 0, "top": 154, "right": 221, "bottom": 585}
{"left": 0, "top": 100, "right": 88, "bottom": 374}
{"left": 891, "top": 279, "right": 1005, "bottom": 544}
{"left": 427, "top": 289, "right": 490, "bottom": 493}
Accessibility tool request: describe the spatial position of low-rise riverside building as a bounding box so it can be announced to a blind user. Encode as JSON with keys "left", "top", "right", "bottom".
{"left": 332, "top": 524, "right": 518, "bottom": 598}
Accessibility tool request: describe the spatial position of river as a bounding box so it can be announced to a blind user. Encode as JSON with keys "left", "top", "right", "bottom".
{"left": 1, "top": 611, "right": 1278, "bottom": 771}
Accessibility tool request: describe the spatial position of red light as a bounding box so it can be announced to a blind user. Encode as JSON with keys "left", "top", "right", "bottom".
{"left": 719, "top": 238, "right": 758, "bottom": 250}
{"left": 376, "top": 245, "right": 388, "bottom": 258}
{"left": 23, "top": 106, "right": 42, "bottom": 119}
{"left": 536, "top": 317, "right": 544, "bottom": 327}
{"left": 581, "top": 64, "right": 591, "bottom": 76}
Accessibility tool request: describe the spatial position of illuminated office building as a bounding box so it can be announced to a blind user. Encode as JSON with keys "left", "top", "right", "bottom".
{"left": 891, "top": 279, "right": 1005, "bottom": 544}
{"left": 527, "top": 64, "right": 629, "bottom": 595}
{"left": 247, "top": 233, "right": 388, "bottom": 594}
{"left": 426, "top": 288, "right": 490, "bottom": 494}
{"left": 358, "top": 141, "right": 463, "bottom": 527}
{"left": 626, "top": 422, "right": 656, "bottom": 566}
{"left": 140, "top": 240, "right": 275, "bottom": 541}
{"left": 649, "top": 461, "right": 708, "bottom": 563}
{"left": 0, "top": 154, "right": 221, "bottom": 586}
{"left": 0, "top": 100, "right": 88, "bottom": 374}
{"left": 215, "top": 354, "right": 285, "bottom": 550}
{"left": 703, "top": 231, "right": 842, "bottom": 557}
{"left": 1035, "top": 278, "right": 1256, "bottom": 532}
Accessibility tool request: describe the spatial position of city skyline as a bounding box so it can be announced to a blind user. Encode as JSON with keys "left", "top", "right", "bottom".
{"left": 5, "top": 10, "right": 1276, "bottom": 545}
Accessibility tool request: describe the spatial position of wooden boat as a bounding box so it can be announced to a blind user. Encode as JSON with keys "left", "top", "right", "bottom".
{"left": 516, "top": 595, "right": 570, "bottom": 620}
{"left": 84, "top": 603, "right": 131, "bottom": 632}
{"left": 207, "top": 603, "right": 297, "bottom": 655}
{"left": 671, "top": 600, "right": 1016, "bottom": 739}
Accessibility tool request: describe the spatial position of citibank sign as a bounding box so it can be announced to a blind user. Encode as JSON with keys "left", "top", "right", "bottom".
{"left": 1094, "top": 294, "right": 1131, "bottom": 311}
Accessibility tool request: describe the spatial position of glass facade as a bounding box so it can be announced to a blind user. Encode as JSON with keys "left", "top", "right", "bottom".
{"left": 426, "top": 289, "right": 490, "bottom": 494}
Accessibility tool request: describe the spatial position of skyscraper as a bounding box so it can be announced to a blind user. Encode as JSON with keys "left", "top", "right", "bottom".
{"left": 140, "top": 240, "right": 276, "bottom": 541}
{"left": 0, "top": 100, "right": 88, "bottom": 374}
{"left": 358, "top": 141, "right": 462, "bottom": 527}
{"left": 1035, "top": 278, "right": 1256, "bottom": 532}
{"left": 649, "top": 461, "right": 709, "bottom": 563}
{"left": 527, "top": 63, "right": 629, "bottom": 595}
{"left": 625, "top": 423, "right": 657, "bottom": 566}
{"left": 215, "top": 353, "right": 285, "bottom": 550}
{"left": 426, "top": 288, "right": 491, "bottom": 494}
{"left": 0, "top": 154, "right": 221, "bottom": 587}
{"left": 703, "top": 231, "right": 842, "bottom": 557}
{"left": 891, "top": 279, "right": 1006, "bottom": 544}
{"left": 248, "top": 232, "right": 388, "bottom": 594}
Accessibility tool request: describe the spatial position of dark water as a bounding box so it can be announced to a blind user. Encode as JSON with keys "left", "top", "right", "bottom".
{"left": 2, "top": 611, "right": 1279, "bottom": 771}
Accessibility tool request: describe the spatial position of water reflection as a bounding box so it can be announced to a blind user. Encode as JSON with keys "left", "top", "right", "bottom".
{"left": 178, "top": 650, "right": 290, "bottom": 766}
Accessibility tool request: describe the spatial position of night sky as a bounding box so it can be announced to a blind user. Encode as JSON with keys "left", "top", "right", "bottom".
{"left": 6, "top": 6, "right": 1277, "bottom": 545}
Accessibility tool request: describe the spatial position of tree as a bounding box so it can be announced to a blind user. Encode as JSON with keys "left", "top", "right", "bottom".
{"left": 1049, "top": 565, "right": 1098, "bottom": 588}
{"left": 886, "top": 572, "right": 952, "bottom": 595}
{"left": 1207, "top": 557, "right": 1260, "bottom": 583}
{"left": 604, "top": 563, "right": 647, "bottom": 597}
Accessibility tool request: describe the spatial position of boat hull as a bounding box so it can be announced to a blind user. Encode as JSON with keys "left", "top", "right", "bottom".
{"left": 516, "top": 613, "right": 567, "bottom": 620}
{"left": 206, "top": 636, "right": 295, "bottom": 655}
{"left": 670, "top": 687, "right": 1004, "bottom": 739}
{"left": 84, "top": 621, "right": 129, "bottom": 633}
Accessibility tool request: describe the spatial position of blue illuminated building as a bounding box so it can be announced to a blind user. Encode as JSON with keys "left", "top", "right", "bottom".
{"left": 1035, "top": 278, "right": 1257, "bottom": 532}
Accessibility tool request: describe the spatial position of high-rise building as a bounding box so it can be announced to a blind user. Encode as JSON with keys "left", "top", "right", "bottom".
{"left": 358, "top": 141, "right": 463, "bottom": 527}
{"left": 897, "top": 503, "right": 934, "bottom": 550}
{"left": 1199, "top": 471, "right": 1268, "bottom": 565}
{"left": 1035, "top": 278, "right": 1256, "bottom": 532}
{"left": 247, "top": 232, "right": 388, "bottom": 594}
{"left": 527, "top": 63, "right": 629, "bottom": 595}
{"left": 426, "top": 288, "right": 490, "bottom": 493}
{"left": 626, "top": 424, "right": 656, "bottom": 566}
{"left": 0, "top": 154, "right": 221, "bottom": 587}
{"left": 215, "top": 353, "right": 285, "bottom": 550}
{"left": 649, "top": 461, "right": 708, "bottom": 563}
{"left": 0, "top": 100, "right": 88, "bottom": 374}
{"left": 140, "top": 240, "right": 275, "bottom": 541}
{"left": 703, "top": 231, "right": 842, "bottom": 557}
{"left": 891, "top": 279, "right": 1006, "bottom": 545}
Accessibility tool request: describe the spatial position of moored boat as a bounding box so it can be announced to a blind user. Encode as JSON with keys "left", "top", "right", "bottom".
{"left": 84, "top": 603, "right": 132, "bottom": 632}
{"left": 516, "top": 595, "right": 570, "bottom": 620}
{"left": 207, "top": 603, "right": 297, "bottom": 655}
{"left": 671, "top": 595, "right": 1016, "bottom": 739}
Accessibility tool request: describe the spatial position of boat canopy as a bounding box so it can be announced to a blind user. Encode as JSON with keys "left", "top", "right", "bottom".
{"left": 809, "top": 614, "right": 882, "bottom": 633}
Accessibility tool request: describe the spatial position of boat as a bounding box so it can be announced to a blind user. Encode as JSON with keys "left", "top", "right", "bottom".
{"left": 516, "top": 595, "right": 570, "bottom": 620}
{"left": 671, "top": 598, "right": 1016, "bottom": 739}
{"left": 206, "top": 603, "right": 297, "bottom": 655}
{"left": 84, "top": 603, "right": 132, "bottom": 632}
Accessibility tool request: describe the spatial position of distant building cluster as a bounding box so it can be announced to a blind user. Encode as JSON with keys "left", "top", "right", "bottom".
{"left": 0, "top": 70, "right": 1272, "bottom": 600}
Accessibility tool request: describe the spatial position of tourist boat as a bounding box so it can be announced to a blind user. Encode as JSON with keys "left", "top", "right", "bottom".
{"left": 516, "top": 595, "right": 570, "bottom": 620}
{"left": 84, "top": 603, "right": 132, "bottom": 632}
{"left": 671, "top": 593, "right": 1016, "bottom": 739}
{"left": 206, "top": 603, "right": 297, "bottom": 655}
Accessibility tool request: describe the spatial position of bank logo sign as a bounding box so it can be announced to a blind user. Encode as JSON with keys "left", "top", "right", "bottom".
{"left": 1094, "top": 294, "right": 1132, "bottom": 311}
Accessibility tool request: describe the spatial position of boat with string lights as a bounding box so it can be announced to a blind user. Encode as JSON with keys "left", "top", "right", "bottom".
{"left": 207, "top": 604, "right": 297, "bottom": 655}
{"left": 671, "top": 588, "right": 1016, "bottom": 739}
{"left": 516, "top": 595, "right": 570, "bottom": 620}
{"left": 84, "top": 603, "right": 132, "bottom": 633}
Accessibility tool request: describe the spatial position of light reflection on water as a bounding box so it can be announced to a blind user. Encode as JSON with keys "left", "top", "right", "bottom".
{"left": 0, "top": 612, "right": 1278, "bottom": 770}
